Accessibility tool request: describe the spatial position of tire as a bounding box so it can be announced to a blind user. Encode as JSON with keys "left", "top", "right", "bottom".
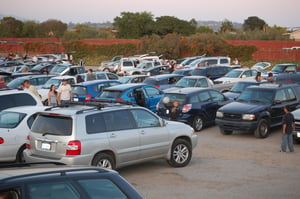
{"left": 254, "top": 119, "right": 269, "bottom": 138}
{"left": 220, "top": 128, "right": 233, "bottom": 135}
{"left": 16, "top": 145, "right": 26, "bottom": 163}
{"left": 167, "top": 139, "right": 192, "bottom": 167}
{"left": 92, "top": 153, "right": 115, "bottom": 170}
{"left": 132, "top": 72, "right": 140, "bottom": 75}
{"left": 103, "top": 68, "right": 110, "bottom": 72}
{"left": 43, "top": 99, "right": 48, "bottom": 106}
{"left": 192, "top": 115, "right": 204, "bottom": 132}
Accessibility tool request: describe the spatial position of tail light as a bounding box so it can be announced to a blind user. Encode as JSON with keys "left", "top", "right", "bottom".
{"left": 182, "top": 104, "right": 192, "bottom": 113}
{"left": 85, "top": 94, "right": 92, "bottom": 101}
{"left": 155, "top": 85, "right": 160, "bottom": 88}
{"left": 66, "top": 140, "right": 81, "bottom": 155}
{"left": 116, "top": 98, "right": 123, "bottom": 101}
{"left": 26, "top": 136, "right": 31, "bottom": 149}
{"left": 0, "top": 137, "right": 4, "bottom": 144}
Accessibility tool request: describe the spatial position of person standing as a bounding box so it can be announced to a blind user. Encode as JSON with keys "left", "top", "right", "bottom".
{"left": 48, "top": 84, "right": 57, "bottom": 106}
{"left": 168, "top": 100, "right": 180, "bottom": 121}
{"left": 281, "top": 106, "right": 295, "bottom": 152}
{"left": 23, "top": 80, "right": 40, "bottom": 99}
{"left": 57, "top": 79, "right": 72, "bottom": 106}
{"left": 0, "top": 76, "right": 9, "bottom": 88}
{"left": 86, "top": 68, "right": 96, "bottom": 81}
{"left": 79, "top": 58, "right": 85, "bottom": 67}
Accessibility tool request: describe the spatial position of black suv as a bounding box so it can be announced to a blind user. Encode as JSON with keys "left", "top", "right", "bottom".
{"left": 0, "top": 163, "right": 144, "bottom": 199}
{"left": 190, "top": 66, "right": 233, "bottom": 80}
{"left": 216, "top": 84, "right": 300, "bottom": 138}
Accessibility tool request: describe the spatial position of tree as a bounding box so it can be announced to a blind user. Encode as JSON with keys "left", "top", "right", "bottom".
{"left": 0, "top": 17, "right": 23, "bottom": 37}
{"left": 113, "top": 12, "right": 154, "bottom": 39}
{"left": 243, "top": 16, "right": 266, "bottom": 31}
{"left": 154, "top": 16, "right": 196, "bottom": 36}
{"left": 38, "top": 19, "right": 67, "bottom": 37}
{"left": 196, "top": 26, "right": 214, "bottom": 34}
{"left": 220, "top": 20, "right": 234, "bottom": 33}
{"left": 22, "top": 21, "right": 39, "bottom": 37}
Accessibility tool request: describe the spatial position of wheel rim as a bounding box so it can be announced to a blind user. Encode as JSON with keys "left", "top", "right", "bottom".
{"left": 260, "top": 123, "right": 268, "bottom": 136}
{"left": 194, "top": 117, "right": 203, "bottom": 131}
{"left": 173, "top": 144, "right": 189, "bottom": 164}
{"left": 96, "top": 159, "right": 112, "bottom": 169}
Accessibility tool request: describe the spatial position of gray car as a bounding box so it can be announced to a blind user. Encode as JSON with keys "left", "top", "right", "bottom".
{"left": 24, "top": 103, "right": 198, "bottom": 169}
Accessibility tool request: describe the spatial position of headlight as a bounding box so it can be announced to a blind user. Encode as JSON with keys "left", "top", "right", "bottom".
{"left": 242, "top": 114, "right": 255, "bottom": 120}
{"left": 216, "top": 111, "right": 223, "bottom": 118}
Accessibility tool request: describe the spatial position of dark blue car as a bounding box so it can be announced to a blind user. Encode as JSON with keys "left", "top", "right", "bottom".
{"left": 156, "top": 87, "right": 232, "bottom": 131}
{"left": 96, "top": 83, "right": 164, "bottom": 112}
{"left": 72, "top": 80, "right": 121, "bottom": 102}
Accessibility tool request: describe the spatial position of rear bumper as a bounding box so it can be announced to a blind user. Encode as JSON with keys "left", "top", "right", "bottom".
{"left": 23, "top": 150, "right": 93, "bottom": 166}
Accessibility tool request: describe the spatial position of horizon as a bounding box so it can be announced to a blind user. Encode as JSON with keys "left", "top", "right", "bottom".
{"left": 1, "top": 0, "right": 299, "bottom": 28}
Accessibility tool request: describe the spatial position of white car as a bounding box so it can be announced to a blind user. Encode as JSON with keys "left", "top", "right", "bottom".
{"left": 214, "top": 68, "right": 259, "bottom": 84}
{"left": 0, "top": 106, "right": 48, "bottom": 162}
{"left": 38, "top": 75, "right": 77, "bottom": 105}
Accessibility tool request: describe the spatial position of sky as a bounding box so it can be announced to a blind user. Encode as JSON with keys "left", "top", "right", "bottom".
{"left": 1, "top": 0, "right": 299, "bottom": 27}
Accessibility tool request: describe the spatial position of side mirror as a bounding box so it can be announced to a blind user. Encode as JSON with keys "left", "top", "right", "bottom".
{"left": 241, "top": 75, "right": 246, "bottom": 78}
{"left": 160, "top": 118, "right": 166, "bottom": 127}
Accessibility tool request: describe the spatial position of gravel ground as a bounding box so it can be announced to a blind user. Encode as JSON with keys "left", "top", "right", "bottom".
{"left": 119, "top": 125, "right": 300, "bottom": 199}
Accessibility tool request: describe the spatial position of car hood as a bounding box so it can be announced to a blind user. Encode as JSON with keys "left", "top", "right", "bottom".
{"left": 218, "top": 101, "right": 269, "bottom": 114}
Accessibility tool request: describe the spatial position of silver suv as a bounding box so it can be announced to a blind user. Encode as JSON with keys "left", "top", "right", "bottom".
{"left": 24, "top": 102, "right": 198, "bottom": 169}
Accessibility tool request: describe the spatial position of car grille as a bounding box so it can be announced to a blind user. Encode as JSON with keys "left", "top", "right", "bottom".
{"left": 223, "top": 113, "right": 242, "bottom": 120}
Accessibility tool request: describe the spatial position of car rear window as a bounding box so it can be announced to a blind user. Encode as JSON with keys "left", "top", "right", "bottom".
{"left": 99, "top": 90, "right": 122, "bottom": 98}
{"left": 0, "top": 93, "right": 38, "bottom": 111}
{"left": 72, "top": 86, "right": 87, "bottom": 95}
{"left": 161, "top": 93, "right": 187, "bottom": 106}
{"left": 32, "top": 115, "right": 72, "bottom": 136}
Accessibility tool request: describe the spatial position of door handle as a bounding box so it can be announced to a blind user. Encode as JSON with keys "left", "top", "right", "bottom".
{"left": 110, "top": 133, "right": 116, "bottom": 138}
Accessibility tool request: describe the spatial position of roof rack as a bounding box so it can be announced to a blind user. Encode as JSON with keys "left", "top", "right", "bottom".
{"left": 92, "top": 99, "right": 133, "bottom": 105}
{"left": 0, "top": 162, "right": 66, "bottom": 169}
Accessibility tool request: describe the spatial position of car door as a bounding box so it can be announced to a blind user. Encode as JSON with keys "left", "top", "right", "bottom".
{"left": 130, "top": 109, "right": 170, "bottom": 160}
{"left": 105, "top": 110, "right": 140, "bottom": 165}
{"left": 143, "top": 86, "right": 163, "bottom": 112}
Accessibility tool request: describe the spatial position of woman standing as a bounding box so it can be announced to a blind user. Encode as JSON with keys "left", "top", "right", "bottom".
{"left": 48, "top": 84, "right": 57, "bottom": 106}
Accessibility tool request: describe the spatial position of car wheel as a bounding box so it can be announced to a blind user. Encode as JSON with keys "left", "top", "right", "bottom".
{"left": 43, "top": 99, "right": 48, "bottom": 106}
{"left": 254, "top": 119, "right": 269, "bottom": 138}
{"left": 92, "top": 153, "right": 115, "bottom": 170}
{"left": 192, "top": 115, "right": 204, "bottom": 131}
{"left": 220, "top": 128, "right": 233, "bottom": 135}
{"left": 103, "top": 68, "right": 110, "bottom": 72}
{"left": 167, "top": 139, "right": 192, "bottom": 167}
{"left": 16, "top": 145, "right": 26, "bottom": 163}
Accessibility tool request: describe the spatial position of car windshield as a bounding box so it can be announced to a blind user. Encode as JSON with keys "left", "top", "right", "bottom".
{"left": 271, "top": 65, "right": 286, "bottom": 73}
{"left": 43, "top": 78, "right": 61, "bottom": 89}
{"left": 32, "top": 115, "right": 72, "bottom": 136}
{"left": 230, "top": 82, "right": 255, "bottom": 93}
{"left": 237, "top": 89, "right": 274, "bottom": 104}
{"left": 51, "top": 65, "right": 68, "bottom": 73}
{"left": 175, "top": 78, "right": 197, "bottom": 87}
{"left": 7, "top": 78, "right": 25, "bottom": 89}
{"left": 0, "top": 111, "right": 26, "bottom": 128}
{"left": 224, "top": 70, "right": 243, "bottom": 78}
{"left": 72, "top": 86, "right": 87, "bottom": 95}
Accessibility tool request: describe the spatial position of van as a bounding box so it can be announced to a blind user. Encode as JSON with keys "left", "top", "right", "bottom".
{"left": 186, "top": 56, "right": 231, "bottom": 68}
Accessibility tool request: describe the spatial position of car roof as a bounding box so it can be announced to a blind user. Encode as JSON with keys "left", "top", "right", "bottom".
{"left": 246, "top": 83, "right": 298, "bottom": 91}
{"left": 147, "top": 74, "right": 183, "bottom": 80}
{"left": 164, "top": 87, "right": 212, "bottom": 94}
{"left": 73, "top": 79, "right": 120, "bottom": 86}
{"left": 2, "top": 105, "right": 49, "bottom": 113}
{"left": 181, "top": 75, "right": 206, "bottom": 79}
{"left": 102, "top": 83, "right": 149, "bottom": 91}
{"left": 11, "top": 74, "right": 55, "bottom": 79}
{"left": 0, "top": 164, "right": 115, "bottom": 181}
{"left": 49, "top": 75, "right": 74, "bottom": 80}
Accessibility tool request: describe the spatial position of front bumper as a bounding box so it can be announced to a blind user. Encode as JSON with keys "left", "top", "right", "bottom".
{"left": 215, "top": 118, "right": 258, "bottom": 132}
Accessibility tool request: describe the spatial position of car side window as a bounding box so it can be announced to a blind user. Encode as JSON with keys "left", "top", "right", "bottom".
{"left": 195, "top": 78, "right": 208, "bottom": 87}
{"left": 27, "top": 114, "right": 38, "bottom": 129}
{"left": 144, "top": 87, "right": 161, "bottom": 96}
{"left": 198, "top": 92, "right": 211, "bottom": 102}
{"left": 104, "top": 110, "right": 134, "bottom": 131}
{"left": 29, "top": 181, "right": 80, "bottom": 199}
{"left": 131, "top": 109, "right": 160, "bottom": 128}
{"left": 86, "top": 113, "right": 106, "bottom": 134}
{"left": 77, "top": 179, "right": 127, "bottom": 199}
{"left": 274, "top": 89, "right": 287, "bottom": 102}
{"left": 190, "top": 95, "right": 199, "bottom": 103}
{"left": 96, "top": 74, "right": 106, "bottom": 80}
{"left": 209, "top": 90, "right": 225, "bottom": 101}
{"left": 286, "top": 88, "right": 296, "bottom": 100}
{"left": 107, "top": 73, "right": 118, "bottom": 80}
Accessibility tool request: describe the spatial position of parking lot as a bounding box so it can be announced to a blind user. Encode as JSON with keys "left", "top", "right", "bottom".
{"left": 119, "top": 125, "right": 300, "bottom": 199}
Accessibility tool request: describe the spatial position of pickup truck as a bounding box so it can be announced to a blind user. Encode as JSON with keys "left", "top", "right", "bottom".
{"left": 164, "top": 75, "right": 234, "bottom": 93}
{"left": 275, "top": 72, "right": 300, "bottom": 84}
{"left": 263, "top": 63, "right": 299, "bottom": 80}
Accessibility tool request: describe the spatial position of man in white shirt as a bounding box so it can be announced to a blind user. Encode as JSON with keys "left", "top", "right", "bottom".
{"left": 57, "top": 79, "right": 72, "bottom": 106}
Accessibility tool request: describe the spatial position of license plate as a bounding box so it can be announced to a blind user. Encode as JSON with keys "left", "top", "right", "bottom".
{"left": 297, "top": 132, "right": 300, "bottom": 138}
{"left": 41, "top": 142, "right": 51, "bottom": 151}
{"left": 73, "top": 98, "right": 79, "bottom": 102}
